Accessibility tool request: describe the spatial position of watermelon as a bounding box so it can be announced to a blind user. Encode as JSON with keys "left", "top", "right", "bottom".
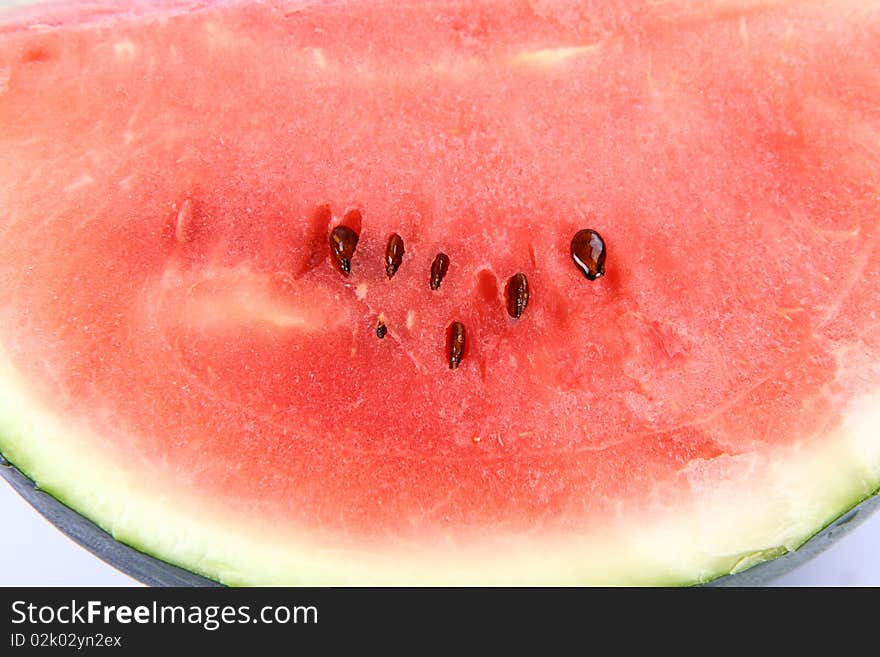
{"left": 0, "top": 0, "right": 878, "bottom": 586}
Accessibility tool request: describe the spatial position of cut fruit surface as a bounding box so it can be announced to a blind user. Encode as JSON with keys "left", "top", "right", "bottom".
{"left": 0, "top": 0, "right": 878, "bottom": 585}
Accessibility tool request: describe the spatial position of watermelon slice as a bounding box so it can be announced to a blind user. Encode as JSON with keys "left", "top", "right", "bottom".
{"left": 1, "top": 0, "right": 878, "bottom": 586}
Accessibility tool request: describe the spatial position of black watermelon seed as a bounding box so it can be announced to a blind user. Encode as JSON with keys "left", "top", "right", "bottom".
{"left": 376, "top": 320, "right": 388, "bottom": 339}
{"left": 430, "top": 252, "right": 450, "bottom": 290}
{"left": 506, "top": 272, "right": 530, "bottom": 319}
{"left": 385, "top": 233, "right": 405, "bottom": 279}
{"left": 329, "top": 224, "right": 359, "bottom": 275}
{"left": 570, "top": 229, "right": 606, "bottom": 281}
{"left": 448, "top": 321, "right": 466, "bottom": 370}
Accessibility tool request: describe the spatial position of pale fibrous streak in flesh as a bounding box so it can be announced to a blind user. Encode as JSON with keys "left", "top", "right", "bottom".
{"left": 151, "top": 266, "right": 347, "bottom": 332}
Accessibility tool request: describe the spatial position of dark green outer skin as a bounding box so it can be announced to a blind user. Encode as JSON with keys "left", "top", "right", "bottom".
{"left": 1, "top": 451, "right": 877, "bottom": 587}
{"left": 1, "top": 454, "right": 217, "bottom": 587}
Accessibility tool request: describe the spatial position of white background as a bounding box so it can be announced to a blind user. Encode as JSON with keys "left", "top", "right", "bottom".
{"left": 1, "top": 480, "right": 878, "bottom": 585}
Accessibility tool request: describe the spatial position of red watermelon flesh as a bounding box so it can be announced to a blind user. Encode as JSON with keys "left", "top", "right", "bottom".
{"left": 0, "top": 0, "right": 878, "bottom": 584}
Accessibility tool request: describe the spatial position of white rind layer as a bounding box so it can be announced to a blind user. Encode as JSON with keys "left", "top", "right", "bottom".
{"left": 0, "top": 348, "right": 878, "bottom": 585}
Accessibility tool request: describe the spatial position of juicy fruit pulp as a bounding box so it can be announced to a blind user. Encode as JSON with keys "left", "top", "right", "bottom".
{"left": 0, "top": 0, "right": 878, "bottom": 585}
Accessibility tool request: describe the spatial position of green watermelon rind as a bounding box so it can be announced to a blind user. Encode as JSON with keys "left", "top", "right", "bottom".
{"left": 2, "top": 440, "right": 878, "bottom": 587}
